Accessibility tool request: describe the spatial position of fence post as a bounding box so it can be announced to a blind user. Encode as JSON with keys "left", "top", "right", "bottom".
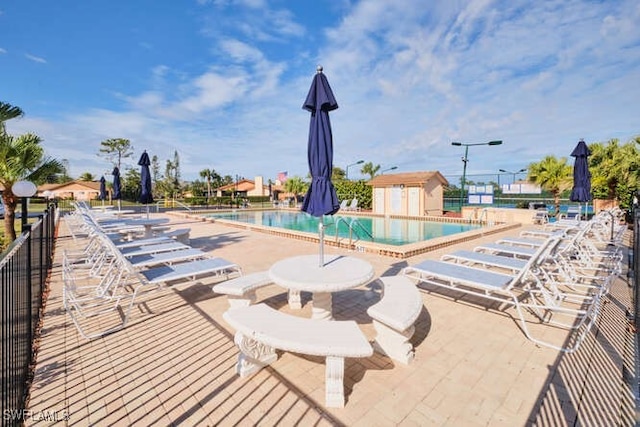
{"left": 23, "top": 224, "right": 33, "bottom": 360}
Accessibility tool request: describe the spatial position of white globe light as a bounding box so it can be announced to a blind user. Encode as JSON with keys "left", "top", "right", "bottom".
{"left": 12, "top": 180, "right": 37, "bottom": 197}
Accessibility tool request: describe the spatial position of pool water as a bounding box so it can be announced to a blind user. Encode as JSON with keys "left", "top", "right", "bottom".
{"left": 205, "top": 210, "right": 481, "bottom": 246}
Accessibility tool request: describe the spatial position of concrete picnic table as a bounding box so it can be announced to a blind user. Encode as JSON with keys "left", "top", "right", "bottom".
{"left": 121, "top": 217, "right": 170, "bottom": 238}
{"left": 268, "top": 254, "right": 375, "bottom": 320}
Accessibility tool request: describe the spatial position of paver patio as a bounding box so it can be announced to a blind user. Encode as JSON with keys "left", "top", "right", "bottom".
{"left": 26, "top": 213, "right": 638, "bottom": 426}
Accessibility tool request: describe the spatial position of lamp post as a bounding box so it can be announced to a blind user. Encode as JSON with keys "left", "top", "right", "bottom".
{"left": 346, "top": 160, "right": 364, "bottom": 180}
{"left": 451, "top": 140, "right": 502, "bottom": 209}
{"left": 381, "top": 166, "right": 398, "bottom": 174}
{"left": 12, "top": 180, "right": 37, "bottom": 230}
{"left": 499, "top": 168, "right": 527, "bottom": 184}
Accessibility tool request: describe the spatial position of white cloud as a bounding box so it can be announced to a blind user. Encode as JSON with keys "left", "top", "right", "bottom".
{"left": 24, "top": 53, "right": 46, "bottom": 63}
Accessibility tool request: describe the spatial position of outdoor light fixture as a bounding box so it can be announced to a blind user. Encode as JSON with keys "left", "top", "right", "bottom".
{"left": 381, "top": 166, "right": 398, "bottom": 174}
{"left": 499, "top": 168, "right": 527, "bottom": 184}
{"left": 451, "top": 140, "right": 503, "bottom": 208}
{"left": 346, "top": 160, "right": 364, "bottom": 180}
{"left": 12, "top": 180, "right": 37, "bottom": 230}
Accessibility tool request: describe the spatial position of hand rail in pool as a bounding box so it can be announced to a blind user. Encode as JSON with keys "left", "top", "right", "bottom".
{"left": 333, "top": 216, "right": 374, "bottom": 247}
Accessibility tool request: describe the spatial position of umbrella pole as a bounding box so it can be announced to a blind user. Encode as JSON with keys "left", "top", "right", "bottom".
{"left": 319, "top": 218, "right": 324, "bottom": 267}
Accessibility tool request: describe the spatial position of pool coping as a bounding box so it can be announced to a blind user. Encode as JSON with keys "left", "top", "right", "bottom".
{"left": 170, "top": 208, "right": 522, "bottom": 259}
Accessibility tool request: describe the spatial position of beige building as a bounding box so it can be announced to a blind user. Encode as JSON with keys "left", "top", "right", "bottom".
{"left": 367, "top": 171, "right": 448, "bottom": 216}
{"left": 37, "top": 181, "right": 104, "bottom": 201}
{"left": 215, "top": 176, "right": 276, "bottom": 198}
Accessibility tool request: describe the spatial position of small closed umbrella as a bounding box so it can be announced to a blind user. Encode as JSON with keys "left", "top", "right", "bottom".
{"left": 300, "top": 65, "right": 340, "bottom": 266}
{"left": 111, "top": 166, "right": 122, "bottom": 210}
{"left": 138, "top": 151, "right": 154, "bottom": 218}
{"left": 98, "top": 176, "right": 106, "bottom": 207}
{"left": 569, "top": 139, "right": 591, "bottom": 219}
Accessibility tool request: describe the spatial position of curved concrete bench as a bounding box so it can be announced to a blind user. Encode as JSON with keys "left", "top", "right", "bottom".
{"left": 366, "top": 276, "right": 423, "bottom": 364}
{"left": 223, "top": 303, "right": 373, "bottom": 408}
{"left": 212, "top": 271, "right": 273, "bottom": 309}
{"left": 158, "top": 228, "right": 191, "bottom": 245}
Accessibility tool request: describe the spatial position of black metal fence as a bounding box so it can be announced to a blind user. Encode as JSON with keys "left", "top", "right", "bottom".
{"left": 1, "top": 204, "right": 57, "bottom": 426}
{"left": 633, "top": 208, "right": 640, "bottom": 331}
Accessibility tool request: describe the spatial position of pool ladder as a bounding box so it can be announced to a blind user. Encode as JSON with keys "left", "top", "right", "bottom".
{"left": 334, "top": 217, "right": 374, "bottom": 247}
{"left": 468, "top": 208, "right": 493, "bottom": 226}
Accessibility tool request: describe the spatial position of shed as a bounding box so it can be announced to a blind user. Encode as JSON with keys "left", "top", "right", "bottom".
{"left": 367, "top": 171, "right": 448, "bottom": 216}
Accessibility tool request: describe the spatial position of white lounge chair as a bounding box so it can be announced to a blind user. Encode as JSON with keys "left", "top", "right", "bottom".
{"left": 495, "top": 236, "right": 547, "bottom": 248}
{"left": 63, "top": 254, "right": 138, "bottom": 339}
{"left": 441, "top": 250, "right": 528, "bottom": 273}
{"left": 126, "top": 248, "right": 208, "bottom": 269}
{"left": 118, "top": 241, "right": 191, "bottom": 258}
{"left": 64, "top": 222, "right": 243, "bottom": 339}
{"left": 473, "top": 242, "right": 538, "bottom": 258}
{"left": 561, "top": 206, "right": 582, "bottom": 221}
{"left": 532, "top": 209, "right": 549, "bottom": 224}
{"left": 403, "top": 235, "right": 601, "bottom": 353}
{"left": 344, "top": 198, "right": 359, "bottom": 211}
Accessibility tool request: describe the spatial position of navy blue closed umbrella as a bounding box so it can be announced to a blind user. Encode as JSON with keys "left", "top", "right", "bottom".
{"left": 301, "top": 66, "right": 340, "bottom": 266}
{"left": 111, "top": 167, "right": 122, "bottom": 199}
{"left": 569, "top": 139, "right": 591, "bottom": 218}
{"left": 138, "top": 151, "right": 154, "bottom": 216}
{"left": 98, "top": 176, "right": 107, "bottom": 205}
{"left": 111, "top": 166, "right": 122, "bottom": 210}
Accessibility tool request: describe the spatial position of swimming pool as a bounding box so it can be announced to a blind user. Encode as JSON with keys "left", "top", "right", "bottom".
{"left": 204, "top": 210, "right": 482, "bottom": 246}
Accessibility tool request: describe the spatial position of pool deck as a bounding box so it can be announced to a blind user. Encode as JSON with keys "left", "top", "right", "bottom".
{"left": 26, "top": 213, "right": 639, "bottom": 426}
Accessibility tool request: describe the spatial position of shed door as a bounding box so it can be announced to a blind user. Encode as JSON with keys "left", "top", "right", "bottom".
{"left": 390, "top": 187, "right": 402, "bottom": 214}
{"left": 374, "top": 188, "right": 385, "bottom": 214}
{"left": 408, "top": 187, "right": 420, "bottom": 216}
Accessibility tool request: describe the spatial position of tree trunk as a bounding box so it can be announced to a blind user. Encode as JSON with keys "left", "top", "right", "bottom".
{"left": 553, "top": 192, "right": 561, "bottom": 218}
{"left": 2, "top": 193, "right": 18, "bottom": 242}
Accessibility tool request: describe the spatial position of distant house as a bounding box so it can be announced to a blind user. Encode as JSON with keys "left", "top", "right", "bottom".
{"left": 215, "top": 176, "right": 281, "bottom": 198}
{"left": 36, "top": 180, "right": 104, "bottom": 201}
{"left": 367, "top": 171, "right": 448, "bottom": 216}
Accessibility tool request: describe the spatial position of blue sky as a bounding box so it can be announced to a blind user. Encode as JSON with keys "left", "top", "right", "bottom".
{"left": 1, "top": 0, "right": 639, "bottom": 183}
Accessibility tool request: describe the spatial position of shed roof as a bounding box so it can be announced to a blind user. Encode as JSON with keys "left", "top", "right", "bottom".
{"left": 367, "top": 171, "right": 448, "bottom": 186}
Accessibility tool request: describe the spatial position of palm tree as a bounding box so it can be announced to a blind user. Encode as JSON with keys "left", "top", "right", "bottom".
{"left": 0, "top": 102, "right": 24, "bottom": 130}
{"left": 0, "top": 131, "right": 64, "bottom": 240}
{"left": 589, "top": 138, "right": 640, "bottom": 208}
{"left": 199, "top": 168, "right": 220, "bottom": 200}
{"left": 78, "top": 172, "right": 95, "bottom": 181}
{"left": 360, "top": 162, "right": 381, "bottom": 179}
{"left": 283, "top": 176, "right": 308, "bottom": 203}
{"left": 527, "top": 155, "right": 572, "bottom": 216}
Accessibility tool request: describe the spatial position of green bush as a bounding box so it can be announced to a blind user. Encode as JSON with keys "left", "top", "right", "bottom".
{"left": 334, "top": 179, "right": 372, "bottom": 210}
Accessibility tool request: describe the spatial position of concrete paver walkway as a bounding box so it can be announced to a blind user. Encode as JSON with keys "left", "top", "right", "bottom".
{"left": 26, "top": 214, "right": 638, "bottom": 426}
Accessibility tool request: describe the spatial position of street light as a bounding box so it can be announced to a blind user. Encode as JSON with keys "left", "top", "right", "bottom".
{"left": 346, "top": 160, "right": 364, "bottom": 180}
{"left": 380, "top": 166, "right": 398, "bottom": 174}
{"left": 451, "top": 140, "right": 502, "bottom": 208}
{"left": 12, "top": 180, "right": 37, "bottom": 230}
{"left": 499, "top": 168, "right": 527, "bottom": 184}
